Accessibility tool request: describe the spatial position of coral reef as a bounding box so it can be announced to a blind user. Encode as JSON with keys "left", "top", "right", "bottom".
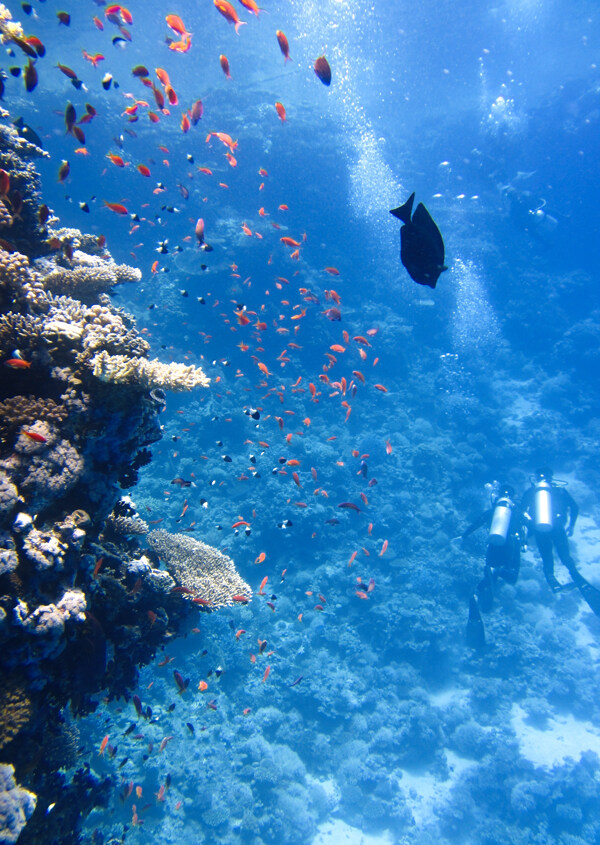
{"left": 0, "top": 107, "right": 216, "bottom": 843}
{"left": 0, "top": 763, "right": 36, "bottom": 845}
{"left": 147, "top": 529, "right": 253, "bottom": 608}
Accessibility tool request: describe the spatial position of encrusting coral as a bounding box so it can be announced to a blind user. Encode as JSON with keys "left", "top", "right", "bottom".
{"left": 147, "top": 529, "right": 253, "bottom": 609}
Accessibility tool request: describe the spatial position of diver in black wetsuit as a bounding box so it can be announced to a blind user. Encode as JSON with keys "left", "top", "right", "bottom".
{"left": 462, "top": 483, "right": 525, "bottom": 611}
{"left": 520, "top": 468, "right": 579, "bottom": 593}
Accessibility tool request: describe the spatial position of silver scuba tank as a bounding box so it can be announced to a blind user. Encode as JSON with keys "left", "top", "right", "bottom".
{"left": 489, "top": 496, "right": 513, "bottom": 545}
{"left": 533, "top": 480, "right": 553, "bottom": 532}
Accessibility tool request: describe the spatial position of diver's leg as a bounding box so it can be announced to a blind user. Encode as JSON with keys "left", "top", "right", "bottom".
{"left": 553, "top": 528, "right": 578, "bottom": 579}
{"left": 535, "top": 532, "right": 559, "bottom": 590}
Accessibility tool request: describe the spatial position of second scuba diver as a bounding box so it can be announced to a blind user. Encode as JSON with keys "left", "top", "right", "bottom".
{"left": 462, "top": 482, "right": 526, "bottom": 611}
{"left": 520, "top": 467, "right": 579, "bottom": 593}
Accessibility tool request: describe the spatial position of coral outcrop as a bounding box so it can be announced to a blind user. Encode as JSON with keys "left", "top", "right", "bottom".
{"left": 0, "top": 106, "right": 218, "bottom": 842}
{"left": 147, "top": 529, "right": 253, "bottom": 609}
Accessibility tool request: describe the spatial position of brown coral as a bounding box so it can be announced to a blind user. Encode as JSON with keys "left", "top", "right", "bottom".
{"left": 147, "top": 529, "right": 252, "bottom": 609}
{"left": 0, "top": 673, "right": 33, "bottom": 751}
{"left": 0, "top": 396, "right": 68, "bottom": 443}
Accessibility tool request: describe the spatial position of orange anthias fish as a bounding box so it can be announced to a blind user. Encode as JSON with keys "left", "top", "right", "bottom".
{"left": 239, "top": 0, "right": 261, "bottom": 15}
{"left": 219, "top": 54, "right": 232, "bottom": 80}
{"left": 275, "top": 102, "right": 286, "bottom": 123}
{"left": 276, "top": 30, "right": 291, "bottom": 62}
{"left": 103, "top": 200, "right": 128, "bottom": 215}
{"left": 166, "top": 14, "right": 190, "bottom": 37}
{"left": 214, "top": 0, "right": 246, "bottom": 34}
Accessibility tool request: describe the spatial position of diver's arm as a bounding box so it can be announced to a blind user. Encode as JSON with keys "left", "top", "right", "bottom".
{"left": 564, "top": 490, "right": 579, "bottom": 536}
{"left": 461, "top": 509, "right": 491, "bottom": 539}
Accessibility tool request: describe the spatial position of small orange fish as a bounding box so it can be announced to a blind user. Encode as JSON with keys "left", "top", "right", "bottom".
{"left": 374, "top": 384, "right": 388, "bottom": 393}
{"left": 324, "top": 266, "right": 340, "bottom": 275}
{"left": 262, "top": 665, "right": 271, "bottom": 683}
{"left": 255, "top": 552, "right": 266, "bottom": 565}
{"left": 5, "top": 358, "right": 31, "bottom": 369}
{"left": 280, "top": 236, "right": 301, "bottom": 247}
{"left": 165, "top": 14, "right": 190, "bottom": 36}
{"left": 355, "top": 590, "right": 369, "bottom": 600}
{"left": 276, "top": 30, "right": 291, "bottom": 62}
{"left": 258, "top": 575, "right": 268, "bottom": 594}
{"left": 137, "top": 164, "right": 151, "bottom": 177}
{"left": 198, "top": 680, "right": 208, "bottom": 691}
{"left": 99, "top": 735, "right": 109, "bottom": 756}
{"left": 379, "top": 539, "right": 389, "bottom": 556}
{"left": 386, "top": 439, "right": 392, "bottom": 455}
{"left": 104, "top": 200, "right": 128, "bottom": 215}
{"left": 107, "top": 153, "right": 126, "bottom": 167}
{"left": 275, "top": 101, "right": 286, "bottom": 123}
{"left": 236, "top": 629, "right": 246, "bottom": 640}
{"left": 214, "top": 0, "right": 246, "bottom": 34}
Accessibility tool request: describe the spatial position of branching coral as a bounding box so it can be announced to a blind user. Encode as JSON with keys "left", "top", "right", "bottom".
{"left": 147, "top": 529, "right": 252, "bottom": 609}
{"left": 91, "top": 350, "right": 210, "bottom": 391}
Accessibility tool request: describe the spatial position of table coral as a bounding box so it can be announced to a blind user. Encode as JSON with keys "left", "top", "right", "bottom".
{"left": 147, "top": 529, "right": 252, "bottom": 609}
{"left": 90, "top": 350, "right": 210, "bottom": 391}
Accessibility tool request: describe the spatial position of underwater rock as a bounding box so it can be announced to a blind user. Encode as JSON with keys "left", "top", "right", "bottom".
{"left": 0, "top": 763, "right": 36, "bottom": 845}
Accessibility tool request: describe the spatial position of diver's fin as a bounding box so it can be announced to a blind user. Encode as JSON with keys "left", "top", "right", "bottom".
{"left": 575, "top": 576, "right": 600, "bottom": 617}
{"left": 390, "top": 192, "right": 415, "bottom": 224}
{"left": 466, "top": 595, "right": 485, "bottom": 650}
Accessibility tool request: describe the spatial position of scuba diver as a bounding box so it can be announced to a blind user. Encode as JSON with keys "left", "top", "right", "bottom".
{"left": 520, "top": 467, "right": 578, "bottom": 592}
{"left": 521, "top": 468, "right": 600, "bottom": 617}
{"left": 462, "top": 482, "right": 525, "bottom": 612}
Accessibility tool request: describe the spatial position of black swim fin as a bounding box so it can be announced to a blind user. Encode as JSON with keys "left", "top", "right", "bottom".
{"left": 574, "top": 575, "right": 600, "bottom": 617}
{"left": 476, "top": 565, "right": 494, "bottom": 613}
{"left": 466, "top": 595, "right": 485, "bottom": 650}
{"left": 390, "top": 192, "right": 415, "bottom": 225}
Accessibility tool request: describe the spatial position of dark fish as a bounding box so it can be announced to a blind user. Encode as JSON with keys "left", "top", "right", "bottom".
{"left": 132, "top": 694, "right": 142, "bottom": 716}
{"left": 314, "top": 55, "right": 331, "bottom": 86}
{"left": 466, "top": 595, "right": 485, "bottom": 650}
{"left": 24, "top": 58, "right": 37, "bottom": 92}
{"left": 289, "top": 676, "right": 303, "bottom": 687}
{"left": 186, "top": 722, "right": 195, "bottom": 735}
{"left": 124, "top": 723, "right": 136, "bottom": 735}
{"left": 390, "top": 192, "right": 447, "bottom": 288}
{"left": 57, "top": 11, "right": 71, "bottom": 26}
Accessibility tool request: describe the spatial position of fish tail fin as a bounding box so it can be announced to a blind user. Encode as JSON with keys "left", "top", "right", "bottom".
{"left": 235, "top": 21, "right": 248, "bottom": 35}
{"left": 390, "top": 192, "right": 415, "bottom": 224}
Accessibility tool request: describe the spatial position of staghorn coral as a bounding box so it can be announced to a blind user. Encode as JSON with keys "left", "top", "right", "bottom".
{"left": 147, "top": 529, "right": 252, "bottom": 609}
{"left": 0, "top": 674, "right": 32, "bottom": 751}
{"left": 90, "top": 350, "right": 210, "bottom": 391}
{"left": 0, "top": 763, "right": 36, "bottom": 844}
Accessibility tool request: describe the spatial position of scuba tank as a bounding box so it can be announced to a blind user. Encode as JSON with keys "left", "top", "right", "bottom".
{"left": 533, "top": 479, "right": 553, "bottom": 533}
{"left": 489, "top": 495, "right": 514, "bottom": 546}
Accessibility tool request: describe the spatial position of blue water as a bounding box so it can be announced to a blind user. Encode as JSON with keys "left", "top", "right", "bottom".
{"left": 8, "top": 0, "right": 600, "bottom": 842}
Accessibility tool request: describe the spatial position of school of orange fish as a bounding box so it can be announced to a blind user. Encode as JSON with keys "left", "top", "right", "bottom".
{"left": 7, "top": 1, "right": 399, "bottom": 824}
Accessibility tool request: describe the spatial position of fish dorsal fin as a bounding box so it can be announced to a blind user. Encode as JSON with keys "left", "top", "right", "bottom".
{"left": 390, "top": 192, "right": 415, "bottom": 224}
{"left": 412, "top": 202, "right": 445, "bottom": 259}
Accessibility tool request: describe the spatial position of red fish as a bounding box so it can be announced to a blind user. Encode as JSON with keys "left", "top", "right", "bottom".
{"left": 103, "top": 201, "right": 128, "bottom": 215}
{"left": 276, "top": 30, "right": 291, "bottom": 62}
{"left": 275, "top": 101, "right": 286, "bottom": 123}
{"left": 219, "top": 54, "right": 232, "bottom": 79}
{"left": 5, "top": 358, "right": 31, "bottom": 369}
{"left": 314, "top": 55, "right": 332, "bottom": 86}
{"left": 214, "top": 0, "right": 246, "bottom": 34}
{"left": 22, "top": 430, "right": 47, "bottom": 443}
{"left": 338, "top": 502, "right": 361, "bottom": 512}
